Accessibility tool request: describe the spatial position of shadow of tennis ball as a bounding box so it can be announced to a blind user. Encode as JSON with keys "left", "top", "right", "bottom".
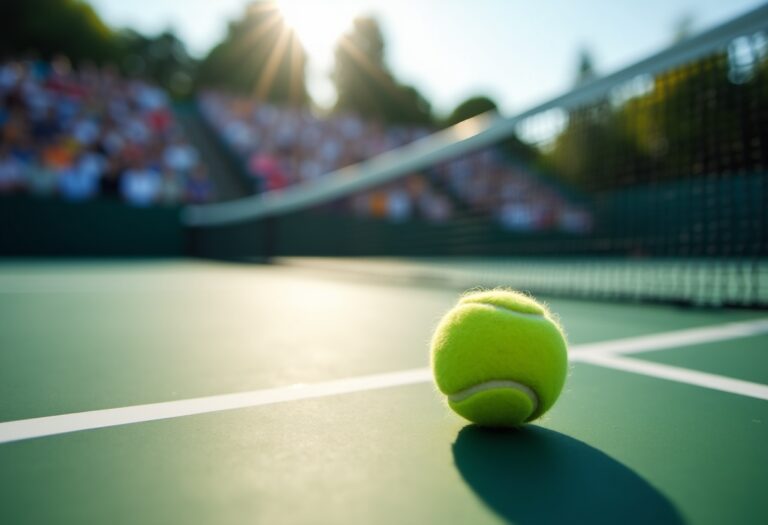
{"left": 453, "top": 426, "right": 684, "bottom": 525}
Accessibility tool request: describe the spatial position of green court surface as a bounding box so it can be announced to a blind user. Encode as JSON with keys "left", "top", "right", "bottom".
{"left": 1, "top": 260, "right": 767, "bottom": 524}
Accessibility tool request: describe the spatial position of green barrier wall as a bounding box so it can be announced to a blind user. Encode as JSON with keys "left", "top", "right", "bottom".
{"left": 0, "top": 197, "right": 185, "bottom": 256}
{"left": 188, "top": 173, "right": 767, "bottom": 259}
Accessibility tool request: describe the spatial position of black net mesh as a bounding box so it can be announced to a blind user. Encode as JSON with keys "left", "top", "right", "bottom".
{"left": 190, "top": 23, "right": 768, "bottom": 308}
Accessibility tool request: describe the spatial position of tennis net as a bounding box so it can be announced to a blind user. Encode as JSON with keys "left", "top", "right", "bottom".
{"left": 184, "top": 5, "right": 768, "bottom": 308}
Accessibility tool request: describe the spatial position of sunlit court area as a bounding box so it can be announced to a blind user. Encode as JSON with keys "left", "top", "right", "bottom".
{"left": 2, "top": 1, "right": 768, "bottom": 523}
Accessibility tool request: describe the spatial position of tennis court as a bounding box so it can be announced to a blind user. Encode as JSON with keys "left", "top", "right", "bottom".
{"left": 1, "top": 259, "right": 767, "bottom": 524}
{"left": 3, "top": 4, "right": 768, "bottom": 524}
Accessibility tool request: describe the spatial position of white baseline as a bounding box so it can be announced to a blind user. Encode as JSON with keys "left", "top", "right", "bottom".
{"left": 1, "top": 318, "right": 766, "bottom": 445}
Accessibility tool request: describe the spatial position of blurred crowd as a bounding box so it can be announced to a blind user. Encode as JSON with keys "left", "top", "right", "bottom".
{"left": 0, "top": 57, "right": 212, "bottom": 206}
{"left": 200, "top": 92, "right": 591, "bottom": 233}
{"left": 201, "top": 92, "right": 431, "bottom": 189}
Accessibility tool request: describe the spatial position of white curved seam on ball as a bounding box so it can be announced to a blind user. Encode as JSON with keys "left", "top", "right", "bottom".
{"left": 447, "top": 379, "right": 539, "bottom": 412}
{"left": 459, "top": 302, "right": 550, "bottom": 321}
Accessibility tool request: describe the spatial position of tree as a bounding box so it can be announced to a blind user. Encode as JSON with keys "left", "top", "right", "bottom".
{"left": 574, "top": 49, "right": 597, "bottom": 86}
{"left": 543, "top": 43, "right": 768, "bottom": 191}
{"left": 119, "top": 29, "right": 196, "bottom": 97}
{"left": 197, "top": 0, "right": 308, "bottom": 105}
{"left": 0, "top": 0, "right": 198, "bottom": 97}
{"left": 445, "top": 96, "right": 498, "bottom": 127}
{"left": 544, "top": 105, "right": 650, "bottom": 189}
{"left": 542, "top": 50, "right": 652, "bottom": 190}
{"left": 621, "top": 50, "right": 768, "bottom": 182}
{"left": 672, "top": 14, "right": 695, "bottom": 43}
{"left": 0, "top": 0, "right": 119, "bottom": 63}
{"left": 332, "top": 16, "right": 432, "bottom": 125}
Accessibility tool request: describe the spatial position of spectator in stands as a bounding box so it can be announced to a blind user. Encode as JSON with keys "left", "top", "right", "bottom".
{"left": 197, "top": 90, "right": 592, "bottom": 232}
{"left": 163, "top": 135, "right": 199, "bottom": 176}
{"left": 159, "top": 169, "right": 185, "bottom": 205}
{"left": 99, "top": 158, "right": 123, "bottom": 199}
{"left": 121, "top": 162, "right": 161, "bottom": 207}
{"left": 387, "top": 184, "right": 412, "bottom": 222}
{"left": 0, "top": 57, "right": 211, "bottom": 207}
{"left": 26, "top": 146, "right": 58, "bottom": 197}
{"left": 0, "top": 144, "right": 23, "bottom": 192}
{"left": 186, "top": 165, "right": 213, "bottom": 204}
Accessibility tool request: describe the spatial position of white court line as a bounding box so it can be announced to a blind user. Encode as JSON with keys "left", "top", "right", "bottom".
{"left": 0, "top": 318, "right": 767, "bottom": 445}
{"left": 575, "top": 318, "right": 768, "bottom": 355}
{"left": 0, "top": 369, "right": 432, "bottom": 445}
{"left": 574, "top": 353, "right": 768, "bottom": 401}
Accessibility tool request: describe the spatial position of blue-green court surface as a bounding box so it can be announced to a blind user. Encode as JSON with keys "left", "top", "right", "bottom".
{"left": 0, "top": 260, "right": 766, "bottom": 524}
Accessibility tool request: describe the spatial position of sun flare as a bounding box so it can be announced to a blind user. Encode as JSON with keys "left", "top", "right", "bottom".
{"left": 276, "top": 0, "right": 357, "bottom": 54}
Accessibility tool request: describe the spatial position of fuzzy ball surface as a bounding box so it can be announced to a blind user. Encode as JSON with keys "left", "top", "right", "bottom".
{"left": 431, "top": 290, "right": 568, "bottom": 427}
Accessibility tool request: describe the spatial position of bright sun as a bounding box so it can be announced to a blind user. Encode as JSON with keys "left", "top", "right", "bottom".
{"left": 276, "top": 0, "right": 357, "bottom": 54}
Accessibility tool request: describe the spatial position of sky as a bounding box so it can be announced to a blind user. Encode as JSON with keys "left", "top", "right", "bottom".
{"left": 89, "top": 0, "right": 766, "bottom": 116}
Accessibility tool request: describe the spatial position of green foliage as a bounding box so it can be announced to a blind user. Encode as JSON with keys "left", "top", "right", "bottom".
{"left": 444, "top": 95, "right": 540, "bottom": 166}
{"left": 0, "top": 0, "right": 198, "bottom": 98}
{"left": 196, "top": 0, "right": 308, "bottom": 105}
{"left": 574, "top": 49, "right": 597, "bottom": 86}
{"left": 543, "top": 104, "right": 650, "bottom": 190}
{"left": 445, "top": 96, "right": 498, "bottom": 127}
{"left": 333, "top": 16, "right": 432, "bottom": 125}
{"left": 543, "top": 49, "right": 768, "bottom": 191}
{"left": 118, "top": 30, "right": 196, "bottom": 97}
{"left": 625, "top": 54, "right": 767, "bottom": 181}
{"left": 0, "top": 0, "right": 119, "bottom": 63}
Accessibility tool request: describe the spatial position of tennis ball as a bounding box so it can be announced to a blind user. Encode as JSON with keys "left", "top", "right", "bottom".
{"left": 431, "top": 289, "right": 568, "bottom": 427}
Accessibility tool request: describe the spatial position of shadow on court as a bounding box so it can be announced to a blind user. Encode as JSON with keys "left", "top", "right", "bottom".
{"left": 453, "top": 426, "right": 684, "bottom": 525}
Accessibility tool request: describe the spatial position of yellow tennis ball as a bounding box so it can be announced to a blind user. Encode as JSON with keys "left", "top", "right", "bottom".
{"left": 431, "top": 289, "right": 568, "bottom": 427}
